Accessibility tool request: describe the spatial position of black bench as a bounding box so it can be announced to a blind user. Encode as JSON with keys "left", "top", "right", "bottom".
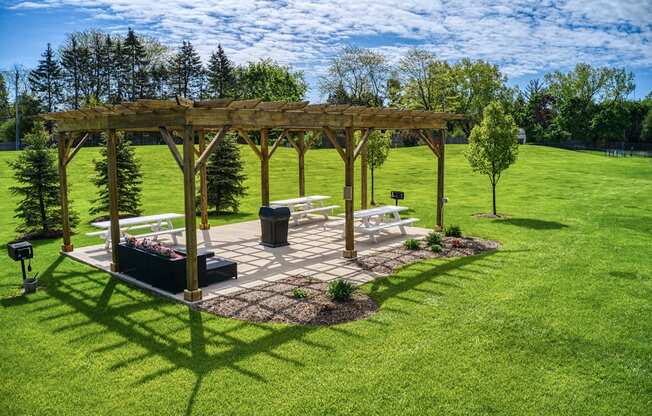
{"left": 117, "top": 243, "right": 237, "bottom": 294}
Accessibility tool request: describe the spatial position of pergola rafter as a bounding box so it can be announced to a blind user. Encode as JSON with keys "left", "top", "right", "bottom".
{"left": 43, "top": 98, "right": 462, "bottom": 302}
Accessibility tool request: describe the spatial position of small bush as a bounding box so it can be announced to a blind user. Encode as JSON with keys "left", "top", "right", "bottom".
{"left": 445, "top": 225, "right": 462, "bottom": 237}
{"left": 403, "top": 238, "right": 420, "bottom": 250}
{"left": 430, "top": 244, "right": 442, "bottom": 253}
{"left": 425, "top": 231, "right": 442, "bottom": 246}
{"left": 292, "top": 288, "right": 307, "bottom": 299}
{"left": 327, "top": 279, "right": 356, "bottom": 302}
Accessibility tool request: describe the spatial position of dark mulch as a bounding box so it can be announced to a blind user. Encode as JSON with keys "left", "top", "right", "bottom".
{"left": 356, "top": 236, "right": 500, "bottom": 274}
{"left": 197, "top": 276, "right": 378, "bottom": 325}
{"left": 474, "top": 213, "right": 511, "bottom": 219}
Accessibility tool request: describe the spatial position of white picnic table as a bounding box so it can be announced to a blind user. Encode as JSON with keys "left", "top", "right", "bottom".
{"left": 270, "top": 195, "right": 339, "bottom": 225}
{"left": 88, "top": 213, "right": 185, "bottom": 249}
{"left": 352, "top": 205, "right": 418, "bottom": 243}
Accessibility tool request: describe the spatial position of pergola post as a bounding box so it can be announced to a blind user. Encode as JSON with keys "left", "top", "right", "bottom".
{"left": 436, "top": 129, "right": 446, "bottom": 230}
{"left": 57, "top": 132, "right": 73, "bottom": 252}
{"left": 260, "top": 129, "right": 270, "bottom": 206}
{"left": 198, "top": 129, "right": 210, "bottom": 230}
{"left": 106, "top": 129, "right": 121, "bottom": 271}
{"left": 360, "top": 137, "right": 368, "bottom": 209}
{"left": 298, "top": 131, "right": 306, "bottom": 197}
{"left": 182, "top": 125, "right": 201, "bottom": 302}
{"left": 343, "top": 127, "right": 356, "bottom": 258}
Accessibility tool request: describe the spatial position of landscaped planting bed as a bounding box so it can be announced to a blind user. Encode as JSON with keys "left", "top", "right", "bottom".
{"left": 357, "top": 235, "right": 499, "bottom": 274}
{"left": 197, "top": 276, "right": 378, "bottom": 325}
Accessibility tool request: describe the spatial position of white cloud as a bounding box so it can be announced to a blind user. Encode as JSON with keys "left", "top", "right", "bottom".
{"left": 7, "top": 0, "right": 652, "bottom": 91}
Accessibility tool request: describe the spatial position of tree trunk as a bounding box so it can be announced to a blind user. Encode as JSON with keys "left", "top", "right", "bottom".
{"left": 492, "top": 182, "right": 497, "bottom": 216}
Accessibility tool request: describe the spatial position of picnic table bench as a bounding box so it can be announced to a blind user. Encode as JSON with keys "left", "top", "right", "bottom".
{"left": 270, "top": 195, "right": 339, "bottom": 225}
{"left": 87, "top": 213, "right": 185, "bottom": 249}
{"left": 352, "top": 205, "right": 418, "bottom": 243}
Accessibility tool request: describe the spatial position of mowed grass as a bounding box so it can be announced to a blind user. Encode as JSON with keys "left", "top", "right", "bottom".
{"left": 0, "top": 144, "right": 651, "bottom": 415}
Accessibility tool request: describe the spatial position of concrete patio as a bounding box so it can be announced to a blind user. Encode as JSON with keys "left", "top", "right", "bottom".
{"left": 66, "top": 217, "right": 431, "bottom": 302}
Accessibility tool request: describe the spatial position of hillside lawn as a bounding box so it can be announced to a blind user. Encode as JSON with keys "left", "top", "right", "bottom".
{"left": 0, "top": 144, "right": 650, "bottom": 415}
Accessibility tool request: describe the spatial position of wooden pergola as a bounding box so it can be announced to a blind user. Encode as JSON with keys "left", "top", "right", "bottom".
{"left": 43, "top": 98, "right": 463, "bottom": 302}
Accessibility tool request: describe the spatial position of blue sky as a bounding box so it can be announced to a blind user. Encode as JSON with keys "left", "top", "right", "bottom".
{"left": 1, "top": 0, "right": 651, "bottom": 102}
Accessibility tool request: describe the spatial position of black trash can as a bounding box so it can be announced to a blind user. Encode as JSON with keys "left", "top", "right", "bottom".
{"left": 259, "top": 206, "right": 291, "bottom": 247}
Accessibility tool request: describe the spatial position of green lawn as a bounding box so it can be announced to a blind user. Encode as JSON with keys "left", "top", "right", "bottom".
{"left": 0, "top": 144, "right": 650, "bottom": 415}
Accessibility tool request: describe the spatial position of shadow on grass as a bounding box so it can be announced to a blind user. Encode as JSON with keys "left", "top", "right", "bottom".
{"left": 493, "top": 218, "right": 568, "bottom": 230}
{"left": 23, "top": 247, "right": 510, "bottom": 415}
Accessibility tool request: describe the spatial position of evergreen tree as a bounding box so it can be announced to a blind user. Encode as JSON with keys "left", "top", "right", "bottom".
{"left": 207, "top": 45, "right": 236, "bottom": 98}
{"left": 149, "top": 63, "right": 169, "bottom": 99}
{"left": 203, "top": 134, "right": 247, "bottom": 214}
{"left": 111, "top": 38, "right": 130, "bottom": 103}
{"left": 170, "top": 41, "right": 203, "bottom": 98}
{"left": 90, "top": 132, "right": 143, "bottom": 219}
{"left": 29, "top": 43, "right": 63, "bottom": 113}
{"left": 124, "top": 28, "right": 148, "bottom": 100}
{"left": 60, "top": 35, "right": 84, "bottom": 109}
{"left": 0, "top": 72, "right": 11, "bottom": 118}
{"left": 8, "top": 123, "right": 79, "bottom": 237}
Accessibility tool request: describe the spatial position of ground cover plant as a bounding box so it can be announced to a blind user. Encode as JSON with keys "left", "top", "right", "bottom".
{"left": 0, "top": 144, "right": 651, "bottom": 415}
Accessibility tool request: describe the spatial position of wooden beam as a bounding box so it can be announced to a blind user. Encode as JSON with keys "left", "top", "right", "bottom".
{"left": 298, "top": 131, "right": 306, "bottom": 197}
{"left": 57, "top": 132, "right": 73, "bottom": 252}
{"left": 107, "top": 129, "right": 121, "bottom": 271}
{"left": 436, "top": 129, "right": 446, "bottom": 230}
{"left": 268, "top": 128, "right": 289, "bottom": 159}
{"left": 284, "top": 133, "right": 300, "bottom": 153}
{"left": 65, "top": 132, "right": 90, "bottom": 166}
{"left": 418, "top": 130, "right": 440, "bottom": 156}
{"left": 353, "top": 128, "right": 373, "bottom": 160}
{"left": 343, "top": 127, "right": 356, "bottom": 258}
{"left": 236, "top": 129, "right": 262, "bottom": 160}
{"left": 159, "top": 127, "right": 184, "bottom": 171}
{"left": 194, "top": 126, "right": 229, "bottom": 175}
{"left": 183, "top": 125, "right": 201, "bottom": 302}
{"left": 198, "top": 130, "right": 210, "bottom": 230}
{"left": 323, "top": 126, "right": 345, "bottom": 161}
{"left": 260, "top": 129, "right": 270, "bottom": 206}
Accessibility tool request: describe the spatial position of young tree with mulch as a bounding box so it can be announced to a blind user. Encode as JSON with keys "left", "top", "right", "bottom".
{"left": 203, "top": 134, "right": 247, "bottom": 214}
{"left": 90, "top": 132, "right": 143, "bottom": 219}
{"left": 367, "top": 130, "right": 391, "bottom": 205}
{"left": 465, "top": 101, "right": 519, "bottom": 216}
{"left": 9, "top": 123, "right": 79, "bottom": 238}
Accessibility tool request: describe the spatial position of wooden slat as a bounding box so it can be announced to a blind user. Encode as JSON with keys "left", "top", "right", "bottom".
{"left": 257, "top": 101, "right": 288, "bottom": 111}
{"left": 159, "top": 127, "right": 184, "bottom": 171}
{"left": 194, "top": 99, "right": 233, "bottom": 108}
{"left": 194, "top": 126, "right": 229, "bottom": 175}
{"left": 236, "top": 129, "right": 262, "bottom": 160}
{"left": 353, "top": 128, "right": 373, "bottom": 160}
{"left": 284, "top": 132, "right": 300, "bottom": 153}
{"left": 229, "top": 99, "right": 261, "bottom": 110}
{"left": 417, "top": 130, "right": 440, "bottom": 156}
{"left": 323, "top": 127, "right": 345, "bottom": 161}
{"left": 268, "top": 129, "right": 289, "bottom": 159}
{"left": 65, "top": 132, "right": 90, "bottom": 166}
{"left": 175, "top": 96, "right": 193, "bottom": 107}
{"left": 284, "top": 101, "right": 310, "bottom": 111}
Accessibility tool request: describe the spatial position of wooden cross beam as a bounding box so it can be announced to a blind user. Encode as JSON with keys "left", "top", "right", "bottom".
{"left": 268, "top": 129, "right": 290, "bottom": 159}
{"left": 323, "top": 126, "right": 345, "bottom": 161}
{"left": 193, "top": 126, "right": 229, "bottom": 175}
{"left": 159, "top": 126, "right": 184, "bottom": 171}
{"left": 64, "top": 132, "right": 90, "bottom": 166}
{"left": 417, "top": 130, "right": 441, "bottom": 157}
{"left": 236, "top": 129, "right": 263, "bottom": 160}
{"left": 353, "top": 128, "right": 373, "bottom": 160}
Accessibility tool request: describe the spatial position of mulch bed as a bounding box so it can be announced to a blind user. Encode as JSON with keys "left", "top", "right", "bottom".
{"left": 356, "top": 236, "right": 500, "bottom": 274}
{"left": 197, "top": 276, "right": 378, "bottom": 325}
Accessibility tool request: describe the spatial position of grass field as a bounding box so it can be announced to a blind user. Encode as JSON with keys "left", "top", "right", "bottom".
{"left": 0, "top": 144, "right": 651, "bottom": 415}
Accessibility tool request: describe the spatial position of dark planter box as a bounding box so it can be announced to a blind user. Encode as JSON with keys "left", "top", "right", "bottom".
{"left": 117, "top": 244, "right": 236, "bottom": 294}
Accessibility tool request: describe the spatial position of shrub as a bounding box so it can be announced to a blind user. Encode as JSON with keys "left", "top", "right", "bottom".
{"left": 445, "top": 225, "right": 462, "bottom": 237}
{"left": 292, "top": 288, "right": 307, "bottom": 299}
{"left": 327, "top": 279, "right": 356, "bottom": 302}
{"left": 403, "top": 238, "right": 420, "bottom": 250}
{"left": 425, "top": 231, "right": 442, "bottom": 246}
{"left": 430, "top": 244, "right": 442, "bottom": 253}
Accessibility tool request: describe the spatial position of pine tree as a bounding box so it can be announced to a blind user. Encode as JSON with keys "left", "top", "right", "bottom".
{"left": 29, "top": 43, "right": 63, "bottom": 113}
{"left": 124, "top": 28, "right": 148, "bottom": 101}
{"left": 9, "top": 123, "right": 79, "bottom": 237}
{"left": 207, "top": 45, "right": 236, "bottom": 98}
{"left": 0, "top": 69, "right": 11, "bottom": 118}
{"left": 111, "top": 38, "right": 130, "bottom": 103}
{"left": 60, "top": 35, "right": 83, "bottom": 109}
{"left": 170, "top": 41, "right": 203, "bottom": 98}
{"left": 203, "top": 134, "right": 247, "bottom": 214}
{"left": 90, "top": 132, "right": 143, "bottom": 219}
